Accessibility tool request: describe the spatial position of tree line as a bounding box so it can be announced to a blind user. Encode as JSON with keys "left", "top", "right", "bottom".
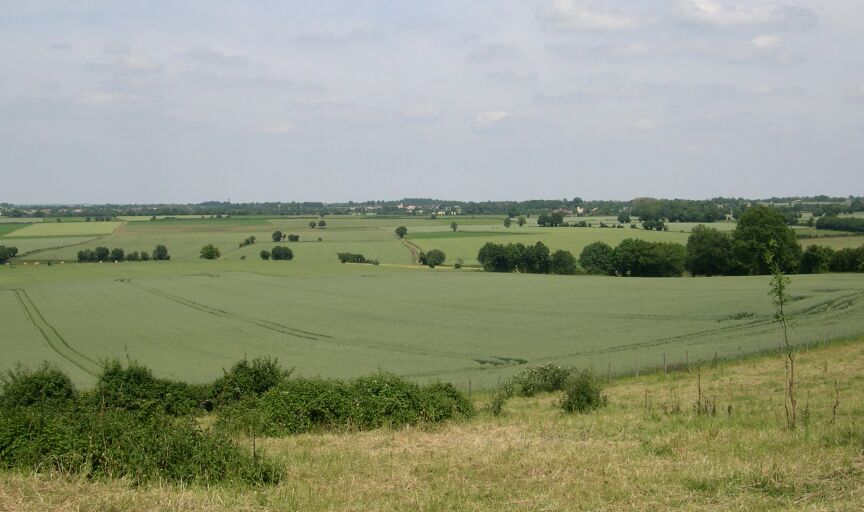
{"left": 78, "top": 245, "right": 170, "bottom": 263}
{"left": 815, "top": 216, "right": 864, "bottom": 233}
{"left": 477, "top": 242, "right": 578, "bottom": 275}
{"left": 580, "top": 206, "right": 863, "bottom": 277}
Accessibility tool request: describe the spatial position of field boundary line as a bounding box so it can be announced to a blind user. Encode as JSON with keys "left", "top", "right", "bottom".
{"left": 11, "top": 289, "right": 98, "bottom": 376}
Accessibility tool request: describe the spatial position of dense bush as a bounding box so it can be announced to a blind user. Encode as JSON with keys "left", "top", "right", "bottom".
{"left": 211, "top": 357, "right": 292, "bottom": 405}
{"left": 91, "top": 360, "right": 207, "bottom": 416}
{"left": 560, "top": 371, "right": 607, "bottom": 414}
{"left": 200, "top": 244, "right": 221, "bottom": 260}
{"left": 0, "top": 362, "right": 77, "bottom": 408}
{"left": 259, "top": 249, "right": 271, "bottom": 260}
{"left": 0, "top": 404, "right": 280, "bottom": 484}
{"left": 0, "top": 362, "right": 279, "bottom": 485}
{"left": 287, "top": 234, "right": 300, "bottom": 242}
{"left": 219, "top": 373, "right": 474, "bottom": 436}
{"left": 509, "top": 363, "right": 572, "bottom": 397}
{"left": 337, "top": 252, "right": 369, "bottom": 263}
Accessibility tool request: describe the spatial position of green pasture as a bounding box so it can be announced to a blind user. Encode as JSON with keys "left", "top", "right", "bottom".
{"left": 3, "top": 260, "right": 863, "bottom": 389}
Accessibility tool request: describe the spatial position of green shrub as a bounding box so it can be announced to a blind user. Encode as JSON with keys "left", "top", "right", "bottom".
{"left": 560, "top": 371, "right": 607, "bottom": 414}
{"left": 90, "top": 360, "right": 205, "bottom": 416}
{"left": 0, "top": 404, "right": 280, "bottom": 485}
{"left": 211, "top": 357, "right": 292, "bottom": 405}
{"left": 219, "top": 373, "right": 474, "bottom": 435}
{"left": 0, "top": 362, "right": 77, "bottom": 409}
{"left": 510, "top": 363, "right": 571, "bottom": 397}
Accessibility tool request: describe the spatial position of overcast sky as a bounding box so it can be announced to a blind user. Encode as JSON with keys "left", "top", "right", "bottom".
{"left": 1, "top": 1, "right": 862, "bottom": 204}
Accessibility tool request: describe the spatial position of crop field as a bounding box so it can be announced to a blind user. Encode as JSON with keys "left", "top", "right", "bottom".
{"left": 5, "top": 221, "right": 122, "bottom": 237}
{"left": 3, "top": 257, "right": 864, "bottom": 388}
{"left": 0, "top": 224, "right": 27, "bottom": 237}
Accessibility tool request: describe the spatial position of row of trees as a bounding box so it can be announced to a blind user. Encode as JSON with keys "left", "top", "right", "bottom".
{"left": 477, "top": 242, "right": 578, "bottom": 275}
{"left": 502, "top": 216, "right": 526, "bottom": 228}
{"left": 0, "top": 245, "right": 19, "bottom": 263}
{"left": 260, "top": 246, "right": 294, "bottom": 261}
{"left": 239, "top": 236, "right": 256, "bottom": 248}
{"left": 271, "top": 231, "right": 300, "bottom": 242}
{"left": 78, "top": 245, "right": 169, "bottom": 263}
{"left": 578, "top": 206, "right": 815, "bottom": 277}
{"left": 579, "top": 240, "right": 686, "bottom": 277}
{"left": 815, "top": 216, "right": 864, "bottom": 233}
{"left": 799, "top": 245, "right": 864, "bottom": 273}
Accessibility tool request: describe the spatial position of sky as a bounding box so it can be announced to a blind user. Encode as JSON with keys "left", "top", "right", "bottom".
{"left": 1, "top": 0, "right": 862, "bottom": 204}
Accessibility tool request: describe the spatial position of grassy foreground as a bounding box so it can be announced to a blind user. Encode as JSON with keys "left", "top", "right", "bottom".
{"left": 2, "top": 339, "right": 864, "bottom": 511}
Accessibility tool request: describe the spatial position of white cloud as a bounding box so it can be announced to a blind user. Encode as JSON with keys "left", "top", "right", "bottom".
{"left": 486, "top": 68, "right": 538, "bottom": 82}
{"left": 75, "top": 92, "right": 140, "bottom": 107}
{"left": 400, "top": 104, "right": 444, "bottom": 122}
{"left": 676, "top": 0, "right": 816, "bottom": 29}
{"left": 751, "top": 34, "right": 781, "bottom": 48}
{"left": 86, "top": 55, "right": 162, "bottom": 75}
{"left": 631, "top": 118, "right": 657, "bottom": 131}
{"left": 186, "top": 47, "right": 249, "bottom": 67}
{"left": 261, "top": 122, "right": 295, "bottom": 134}
{"left": 537, "top": 0, "right": 645, "bottom": 31}
{"left": 103, "top": 42, "right": 130, "bottom": 55}
{"left": 474, "top": 110, "right": 510, "bottom": 128}
{"left": 467, "top": 43, "right": 517, "bottom": 62}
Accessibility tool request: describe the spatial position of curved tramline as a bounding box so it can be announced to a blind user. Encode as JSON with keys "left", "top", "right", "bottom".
{"left": 12, "top": 289, "right": 99, "bottom": 376}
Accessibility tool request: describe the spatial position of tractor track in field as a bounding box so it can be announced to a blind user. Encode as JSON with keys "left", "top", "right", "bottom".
{"left": 121, "top": 280, "right": 327, "bottom": 341}
{"left": 548, "top": 291, "right": 864, "bottom": 361}
{"left": 399, "top": 238, "right": 422, "bottom": 264}
{"left": 119, "top": 279, "right": 504, "bottom": 362}
{"left": 11, "top": 289, "right": 99, "bottom": 376}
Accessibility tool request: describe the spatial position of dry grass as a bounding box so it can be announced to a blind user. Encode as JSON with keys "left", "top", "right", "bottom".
{"left": 3, "top": 340, "right": 864, "bottom": 511}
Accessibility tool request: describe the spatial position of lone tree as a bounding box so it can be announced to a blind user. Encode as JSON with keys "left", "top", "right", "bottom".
{"left": 450, "top": 222, "right": 458, "bottom": 232}
{"left": 152, "top": 245, "right": 170, "bottom": 261}
{"left": 423, "top": 249, "right": 446, "bottom": 268}
{"left": 271, "top": 230, "right": 284, "bottom": 242}
{"left": 579, "top": 242, "right": 614, "bottom": 275}
{"left": 767, "top": 247, "right": 797, "bottom": 429}
{"left": 503, "top": 217, "right": 512, "bottom": 228}
{"left": 309, "top": 221, "right": 317, "bottom": 229}
{"left": 318, "top": 220, "right": 326, "bottom": 228}
{"left": 617, "top": 212, "right": 631, "bottom": 224}
{"left": 684, "top": 225, "right": 733, "bottom": 276}
{"left": 395, "top": 226, "right": 408, "bottom": 239}
{"left": 732, "top": 205, "right": 801, "bottom": 274}
{"left": 259, "top": 250, "right": 271, "bottom": 260}
{"left": 199, "top": 244, "right": 221, "bottom": 260}
{"left": 517, "top": 216, "right": 526, "bottom": 227}
{"left": 271, "top": 246, "right": 294, "bottom": 260}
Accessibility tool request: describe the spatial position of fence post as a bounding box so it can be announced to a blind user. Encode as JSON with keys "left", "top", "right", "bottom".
{"left": 663, "top": 353, "right": 667, "bottom": 376}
